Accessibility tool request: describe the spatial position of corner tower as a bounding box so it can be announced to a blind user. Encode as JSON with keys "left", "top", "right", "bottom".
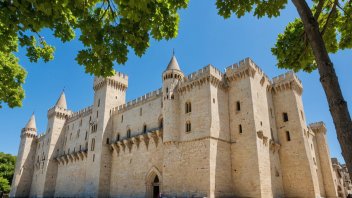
{"left": 162, "top": 55, "right": 184, "bottom": 142}
{"left": 10, "top": 114, "right": 37, "bottom": 198}
{"left": 271, "top": 72, "right": 321, "bottom": 197}
{"left": 29, "top": 91, "right": 72, "bottom": 197}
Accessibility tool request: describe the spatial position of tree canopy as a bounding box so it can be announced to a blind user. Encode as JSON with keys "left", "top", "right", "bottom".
{"left": 0, "top": 152, "right": 16, "bottom": 193}
{"left": 0, "top": 0, "right": 188, "bottom": 108}
{"left": 216, "top": 0, "right": 352, "bottom": 72}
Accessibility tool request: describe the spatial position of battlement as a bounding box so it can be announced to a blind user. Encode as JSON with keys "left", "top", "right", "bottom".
{"left": 67, "top": 106, "right": 93, "bottom": 123}
{"left": 111, "top": 88, "right": 163, "bottom": 115}
{"left": 272, "top": 71, "right": 302, "bottom": 85}
{"left": 93, "top": 71, "right": 128, "bottom": 91}
{"left": 225, "top": 57, "right": 270, "bottom": 81}
{"left": 309, "top": 121, "right": 327, "bottom": 134}
{"left": 185, "top": 64, "right": 224, "bottom": 82}
{"left": 47, "top": 106, "right": 72, "bottom": 119}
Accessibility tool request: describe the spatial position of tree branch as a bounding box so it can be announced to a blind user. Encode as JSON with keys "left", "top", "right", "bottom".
{"left": 314, "top": 0, "right": 324, "bottom": 20}
{"left": 321, "top": 0, "right": 338, "bottom": 36}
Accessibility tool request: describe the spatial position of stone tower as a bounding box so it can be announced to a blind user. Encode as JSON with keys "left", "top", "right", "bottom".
{"left": 85, "top": 72, "right": 128, "bottom": 197}
{"left": 29, "top": 91, "right": 71, "bottom": 197}
{"left": 310, "top": 122, "right": 338, "bottom": 197}
{"left": 272, "top": 72, "right": 321, "bottom": 197}
{"left": 10, "top": 114, "right": 37, "bottom": 197}
{"left": 162, "top": 55, "right": 184, "bottom": 142}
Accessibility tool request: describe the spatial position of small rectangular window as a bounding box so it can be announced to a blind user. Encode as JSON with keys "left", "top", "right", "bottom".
{"left": 239, "top": 124, "right": 242, "bottom": 134}
{"left": 286, "top": 131, "right": 291, "bottom": 141}
{"left": 283, "top": 113, "right": 288, "bottom": 122}
{"left": 106, "top": 138, "right": 110, "bottom": 144}
{"left": 236, "top": 101, "right": 241, "bottom": 111}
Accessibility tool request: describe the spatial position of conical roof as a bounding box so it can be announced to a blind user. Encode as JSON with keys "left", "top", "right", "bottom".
{"left": 55, "top": 91, "right": 67, "bottom": 109}
{"left": 25, "top": 113, "right": 36, "bottom": 129}
{"left": 166, "top": 55, "right": 181, "bottom": 71}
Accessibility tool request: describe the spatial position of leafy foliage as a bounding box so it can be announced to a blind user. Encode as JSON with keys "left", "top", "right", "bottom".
{"left": 0, "top": 0, "right": 188, "bottom": 108}
{"left": 0, "top": 152, "right": 16, "bottom": 193}
{"left": 216, "top": 0, "right": 352, "bottom": 72}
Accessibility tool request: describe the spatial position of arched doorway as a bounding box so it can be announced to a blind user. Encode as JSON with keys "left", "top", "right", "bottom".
{"left": 146, "top": 167, "right": 162, "bottom": 198}
{"left": 152, "top": 175, "right": 160, "bottom": 198}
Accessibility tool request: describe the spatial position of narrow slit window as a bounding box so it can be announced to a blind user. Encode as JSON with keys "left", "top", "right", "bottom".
{"left": 106, "top": 138, "right": 110, "bottom": 144}
{"left": 236, "top": 101, "right": 241, "bottom": 111}
{"left": 283, "top": 113, "right": 288, "bottom": 122}
{"left": 286, "top": 131, "right": 291, "bottom": 141}
{"left": 117, "top": 133, "right": 120, "bottom": 141}
{"left": 143, "top": 125, "right": 147, "bottom": 133}
{"left": 127, "top": 129, "right": 131, "bottom": 138}
{"left": 239, "top": 124, "right": 242, "bottom": 134}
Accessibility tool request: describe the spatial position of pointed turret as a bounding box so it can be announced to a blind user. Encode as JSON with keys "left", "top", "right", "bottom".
{"left": 25, "top": 113, "right": 36, "bottom": 130}
{"left": 55, "top": 91, "right": 67, "bottom": 109}
{"left": 166, "top": 55, "right": 181, "bottom": 71}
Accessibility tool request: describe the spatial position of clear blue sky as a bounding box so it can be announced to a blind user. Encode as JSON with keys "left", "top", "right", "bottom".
{"left": 0, "top": 1, "right": 351, "bottom": 163}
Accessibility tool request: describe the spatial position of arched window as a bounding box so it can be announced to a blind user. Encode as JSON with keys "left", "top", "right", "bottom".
{"left": 127, "top": 129, "right": 131, "bottom": 138}
{"left": 185, "top": 121, "right": 191, "bottom": 132}
{"left": 143, "top": 124, "right": 147, "bottom": 133}
{"left": 91, "top": 138, "right": 95, "bottom": 151}
{"left": 185, "top": 102, "right": 192, "bottom": 113}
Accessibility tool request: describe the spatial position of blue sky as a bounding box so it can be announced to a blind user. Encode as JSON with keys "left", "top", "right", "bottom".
{"left": 0, "top": 1, "right": 351, "bottom": 163}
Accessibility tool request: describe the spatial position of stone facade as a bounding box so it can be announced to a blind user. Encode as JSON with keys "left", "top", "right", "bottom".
{"left": 332, "top": 158, "right": 352, "bottom": 197}
{"left": 10, "top": 56, "right": 342, "bottom": 197}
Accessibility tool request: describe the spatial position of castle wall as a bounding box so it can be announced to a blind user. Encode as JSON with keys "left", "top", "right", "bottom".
{"left": 110, "top": 137, "right": 163, "bottom": 198}
{"left": 54, "top": 159, "right": 87, "bottom": 197}
{"left": 111, "top": 95, "right": 162, "bottom": 141}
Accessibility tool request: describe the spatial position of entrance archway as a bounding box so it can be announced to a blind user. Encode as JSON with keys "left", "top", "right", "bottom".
{"left": 146, "top": 166, "right": 162, "bottom": 198}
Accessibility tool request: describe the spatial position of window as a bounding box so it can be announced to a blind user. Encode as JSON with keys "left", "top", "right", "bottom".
{"left": 93, "top": 154, "right": 95, "bottom": 162}
{"left": 300, "top": 110, "right": 304, "bottom": 120}
{"left": 106, "top": 138, "right": 110, "bottom": 144}
{"left": 159, "top": 118, "right": 163, "bottom": 129}
{"left": 143, "top": 125, "right": 147, "bottom": 133}
{"left": 186, "top": 121, "right": 191, "bottom": 132}
{"left": 286, "top": 131, "right": 291, "bottom": 141}
{"left": 117, "top": 133, "right": 120, "bottom": 141}
{"left": 171, "top": 94, "right": 174, "bottom": 99}
{"left": 283, "top": 113, "right": 288, "bottom": 122}
{"left": 213, "top": 98, "right": 215, "bottom": 103}
{"left": 79, "top": 145, "right": 82, "bottom": 151}
{"left": 91, "top": 138, "right": 95, "bottom": 151}
{"left": 85, "top": 142, "right": 88, "bottom": 150}
{"left": 98, "top": 99, "right": 100, "bottom": 107}
{"left": 92, "top": 124, "right": 98, "bottom": 133}
{"left": 85, "top": 131, "right": 88, "bottom": 140}
{"left": 140, "top": 108, "right": 143, "bottom": 116}
{"left": 70, "top": 133, "right": 72, "bottom": 140}
{"left": 236, "top": 101, "right": 241, "bottom": 111}
{"left": 121, "top": 115, "right": 123, "bottom": 122}
{"left": 185, "top": 102, "right": 192, "bottom": 113}
{"left": 77, "top": 129, "right": 80, "bottom": 138}
{"left": 166, "top": 87, "right": 169, "bottom": 93}
{"left": 239, "top": 124, "right": 242, "bottom": 134}
{"left": 127, "top": 129, "right": 131, "bottom": 138}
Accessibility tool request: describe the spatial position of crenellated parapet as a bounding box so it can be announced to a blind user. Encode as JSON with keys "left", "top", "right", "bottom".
{"left": 93, "top": 71, "right": 128, "bottom": 91}
{"left": 47, "top": 106, "right": 72, "bottom": 119}
{"left": 270, "top": 71, "right": 303, "bottom": 95}
{"left": 309, "top": 121, "right": 327, "bottom": 134}
{"left": 177, "top": 64, "right": 226, "bottom": 94}
{"left": 225, "top": 57, "right": 270, "bottom": 83}
{"left": 111, "top": 88, "right": 162, "bottom": 115}
{"left": 67, "top": 105, "right": 93, "bottom": 123}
